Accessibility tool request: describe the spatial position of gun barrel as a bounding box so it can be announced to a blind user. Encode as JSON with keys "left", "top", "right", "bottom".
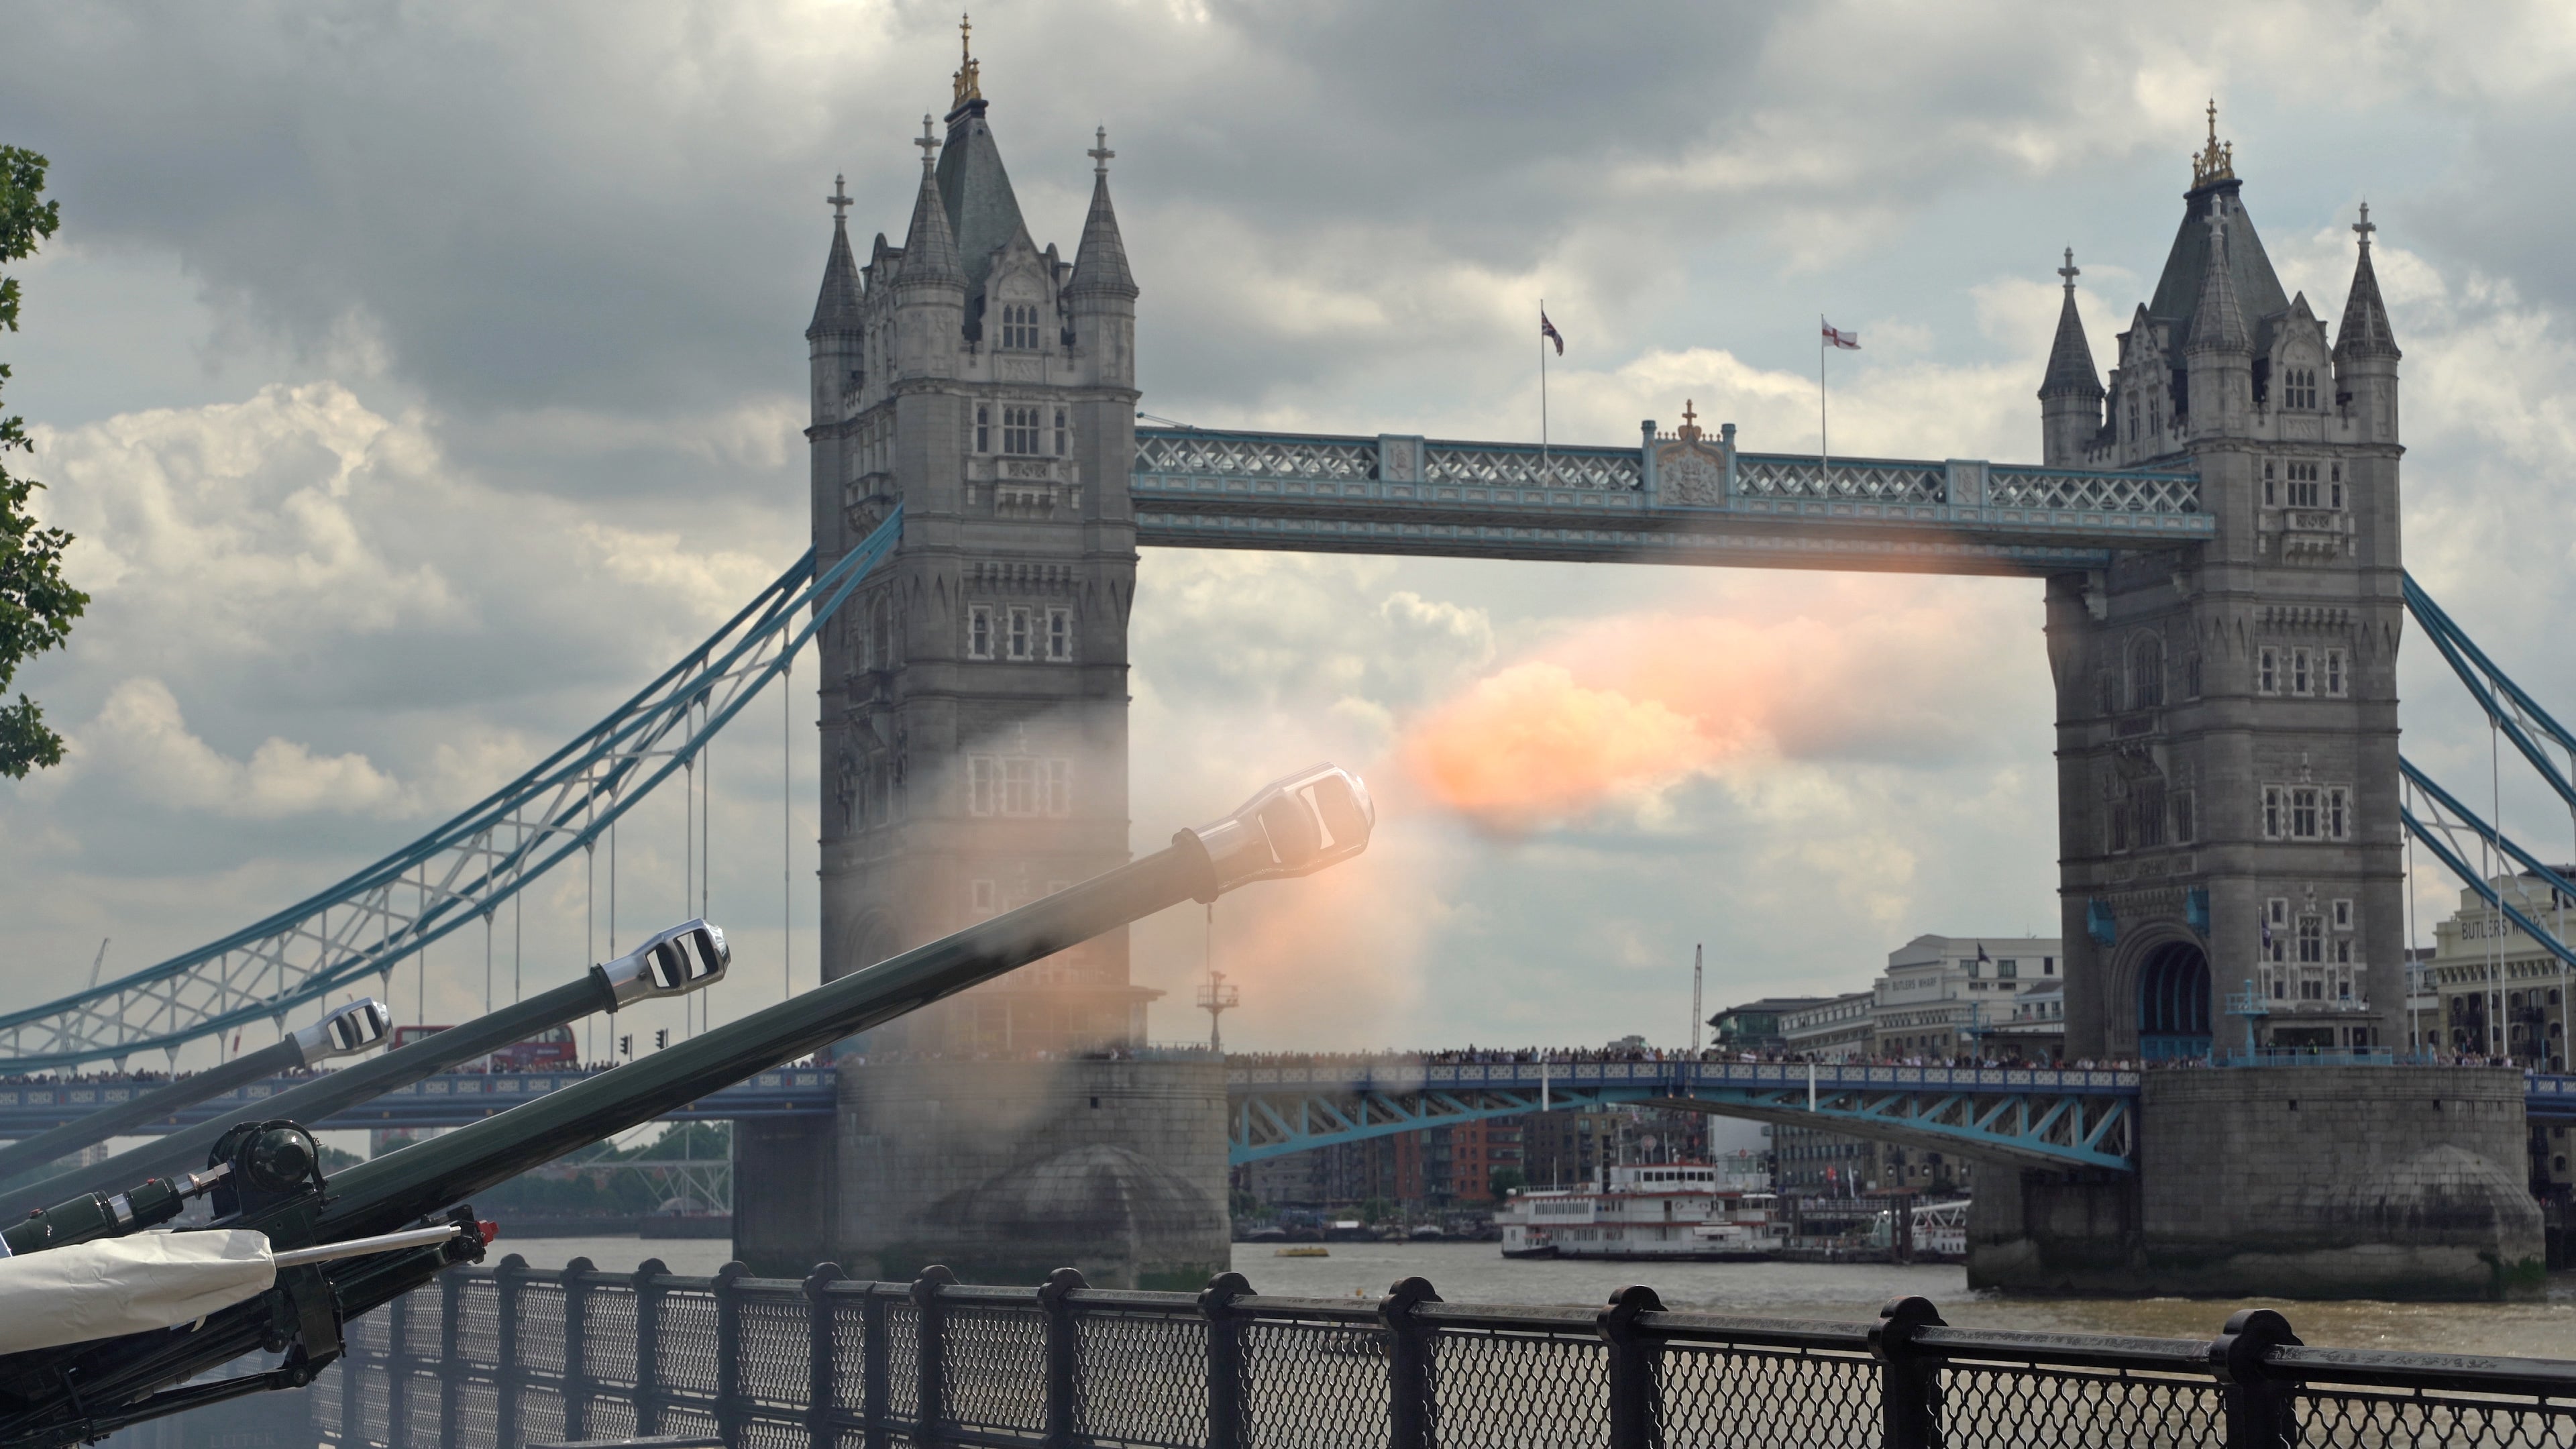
{"left": 0, "top": 1002, "right": 390, "bottom": 1185}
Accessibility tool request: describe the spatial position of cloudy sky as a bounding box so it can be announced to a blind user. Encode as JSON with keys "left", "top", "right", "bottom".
{"left": 3, "top": 0, "right": 2574, "bottom": 1065}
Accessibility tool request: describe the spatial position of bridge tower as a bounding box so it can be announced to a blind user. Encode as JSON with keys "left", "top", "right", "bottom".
{"left": 2043, "top": 109, "right": 2405, "bottom": 1063}
{"left": 739, "top": 33, "right": 1230, "bottom": 1287}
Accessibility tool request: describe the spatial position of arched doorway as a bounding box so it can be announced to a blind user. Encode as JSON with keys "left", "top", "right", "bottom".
{"left": 2135, "top": 941, "right": 2213, "bottom": 1061}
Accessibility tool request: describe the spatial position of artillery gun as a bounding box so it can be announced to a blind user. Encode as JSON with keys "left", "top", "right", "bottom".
{"left": 0, "top": 998, "right": 395, "bottom": 1186}
{"left": 0, "top": 920, "right": 729, "bottom": 1223}
{"left": 0, "top": 764, "right": 1373, "bottom": 1448}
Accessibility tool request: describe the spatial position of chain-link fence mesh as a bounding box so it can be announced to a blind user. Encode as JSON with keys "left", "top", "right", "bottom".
{"left": 308, "top": 1265, "right": 2576, "bottom": 1449}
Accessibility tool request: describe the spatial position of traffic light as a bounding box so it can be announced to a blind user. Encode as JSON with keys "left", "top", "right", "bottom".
{"left": 619, "top": 1034, "right": 634, "bottom": 1059}
{"left": 655, "top": 1028, "right": 669, "bottom": 1051}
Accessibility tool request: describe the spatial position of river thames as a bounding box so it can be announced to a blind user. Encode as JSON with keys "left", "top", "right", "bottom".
{"left": 494, "top": 1236, "right": 2576, "bottom": 1357}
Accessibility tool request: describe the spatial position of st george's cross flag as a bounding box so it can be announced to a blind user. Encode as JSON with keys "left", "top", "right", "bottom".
{"left": 1822, "top": 319, "right": 1861, "bottom": 350}
{"left": 1541, "top": 311, "right": 1565, "bottom": 356}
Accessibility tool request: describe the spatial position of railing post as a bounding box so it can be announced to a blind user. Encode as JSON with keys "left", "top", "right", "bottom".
{"left": 1197, "top": 1271, "right": 1249, "bottom": 1449}
{"left": 561, "top": 1256, "right": 594, "bottom": 1444}
{"left": 2208, "top": 1309, "right": 2302, "bottom": 1449}
{"left": 438, "top": 1268, "right": 463, "bottom": 1447}
{"left": 1597, "top": 1285, "right": 1666, "bottom": 1449}
{"left": 1378, "top": 1275, "right": 1441, "bottom": 1449}
{"left": 804, "top": 1263, "right": 842, "bottom": 1449}
{"left": 1041, "top": 1267, "right": 1090, "bottom": 1449}
{"left": 493, "top": 1253, "right": 525, "bottom": 1449}
{"left": 1870, "top": 1295, "right": 1946, "bottom": 1449}
{"left": 862, "top": 1283, "right": 891, "bottom": 1449}
{"left": 384, "top": 1283, "right": 410, "bottom": 1449}
{"left": 633, "top": 1256, "right": 669, "bottom": 1437}
{"left": 714, "top": 1260, "right": 748, "bottom": 1448}
{"left": 912, "top": 1266, "right": 958, "bottom": 1447}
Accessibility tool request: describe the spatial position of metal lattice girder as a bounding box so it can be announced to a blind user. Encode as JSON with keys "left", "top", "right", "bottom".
{"left": 1225, "top": 1061, "right": 2141, "bottom": 1170}
{"left": 1132, "top": 427, "right": 2210, "bottom": 576}
{"left": 2404, "top": 574, "right": 2576, "bottom": 812}
{"left": 0, "top": 511, "right": 904, "bottom": 1074}
{"left": 2400, "top": 757, "right": 2576, "bottom": 973}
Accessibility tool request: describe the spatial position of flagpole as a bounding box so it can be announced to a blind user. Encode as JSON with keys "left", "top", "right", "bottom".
{"left": 1819, "top": 314, "right": 1829, "bottom": 482}
{"left": 1539, "top": 298, "right": 1550, "bottom": 480}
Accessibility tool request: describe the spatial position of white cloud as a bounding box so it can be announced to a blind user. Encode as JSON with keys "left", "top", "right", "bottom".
{"left": 60, "top": 678, "right": 412, "bottom": 819}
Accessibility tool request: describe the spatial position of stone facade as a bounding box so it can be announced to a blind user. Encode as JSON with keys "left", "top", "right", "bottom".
{"left": 2041, "top": 116, "right": 2406, "bottom": 1061}
{"left": 1972, "top": 1067, "right": 2543, "bottom": 1299}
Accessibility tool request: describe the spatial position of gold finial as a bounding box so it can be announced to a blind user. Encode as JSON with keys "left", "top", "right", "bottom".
{"left": 2192, "top": 98, "right": 2235, "bottom": 188}
{"left": 953, "top": 12, "right": 981, "bottom": 107}
{"left": 1678, "top": 398, "right": 1702, "bottom": 442}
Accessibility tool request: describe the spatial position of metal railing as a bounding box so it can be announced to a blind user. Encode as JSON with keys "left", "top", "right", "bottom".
{"left": 313, "top": 1258, "right": 2576, "bottom": 1449}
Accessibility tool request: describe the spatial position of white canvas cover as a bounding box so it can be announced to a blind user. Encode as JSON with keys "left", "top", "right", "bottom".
{"left": 0, "top": 1230, "right": 272, "bottom": 1354}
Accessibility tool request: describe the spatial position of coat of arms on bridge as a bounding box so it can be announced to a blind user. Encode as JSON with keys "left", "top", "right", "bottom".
{"left": 1655, "top": 400, "right": 1728, "bottom": 504}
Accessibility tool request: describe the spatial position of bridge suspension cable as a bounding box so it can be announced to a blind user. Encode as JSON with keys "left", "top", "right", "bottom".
{"left": 0, "top": 511, "right": 902, "bottom": 1074}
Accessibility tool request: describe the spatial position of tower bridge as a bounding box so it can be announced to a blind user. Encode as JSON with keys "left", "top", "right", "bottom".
{"left": 5, "top": 46, "right": 2573, "bottom": 1296}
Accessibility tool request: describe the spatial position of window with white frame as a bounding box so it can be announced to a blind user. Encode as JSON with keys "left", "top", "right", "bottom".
{"left": 1053, "top": 407, "right": 1068, "bottom": 458}
{"left": 2262, "top": 785, "right": 2285, "bottom": 839}
{"left": 974, "top": 405, "right": 990, "bottom": 453}
{"left": 959, "top": 753, "right": 1071, "bottom": 816}
{"left": 2333, "top": 898, "right": 2353, "bottom": 930}
{"left": 2286, "top": 460, "right": 2322, "bottom": 507}
{"left": 968, "top": 605, "right": 994, "bottom": 659}
{"left": 1008, "top": 606, "right": 1031, "bottom": 660}
{"left": 2291, "top": 647, "right": 2312, "bottom": 696}
{"left": 2297, "top": 914, "right": 2324, "bottom": 964}
{"left": 2266, "top": 898, "right": 2290, "bottom": 963}
{"left": 1003, "top": 406, "right": 1041, "bottom": 455}
{"left": 967, "top": 756, "right": 996, "bottom": 816}
{"left": 2324, "top": 649, "right": 2347, "bottom": 697}
{"left": 1004, "top": 756, "right": 1036, "bottom": 815}
{"left": 2326, "top": 786, "right": 2350, "bottom": 840}
{"left": 1046, "top": 607, "right": 1071, "bottom": 661}
{"left": 2259, "top": 647, "right": 2279, "bottom": 694}
{"left": 2291, "top": 786, "right": 2320, "bottom": 839}
{"left": 999, "top": 303, "right": 1040, "bottom": 351}
{"left": 2284, "top": 367, "right": 2319, "bottom": 411}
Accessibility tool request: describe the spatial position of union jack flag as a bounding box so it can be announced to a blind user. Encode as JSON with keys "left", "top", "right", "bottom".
{"left": 1540, "top": 311, "right": 1565, "bottom": 356}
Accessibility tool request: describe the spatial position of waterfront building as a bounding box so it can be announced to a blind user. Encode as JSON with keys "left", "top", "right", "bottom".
{"left": 1983, "top": 983, "right": 2068, "bottom": 1063}
{"left": 1707, "top": 997, "right": 1833, "bottom": 1053}
{"left": 1780, "top": 991, "right": 1876, "bottom": 1061}
{"left": 2426, "top": 868, "right": 2576, "bottom": 1069}
{"left": 1872, "top": 934, "right": 2061, "bottom": 1060}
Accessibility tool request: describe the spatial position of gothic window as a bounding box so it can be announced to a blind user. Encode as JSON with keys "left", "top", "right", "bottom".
{"left": 967, "top": 605, "right": 994, "bottom": 659}
{"left": 2263, "top": 461, "right": 2277, "bottom": 508}
{"left": 2326, "top": 786, "right": 2351, "bottom": 840}
{"left": 2290, "top": 647, "right": 2312, "bottom": 696}
{"left": 1000, "top": 303, "right": 1040, "bottom": 351}
{"left": 2127, "top": 398, "right": 2140, "bottom": 440}
{"left": 2097, "top": 672, "right": 2117, "bottom": 715}
{"left": 2334, "top": 938, "right": 2353, "bottom": 965}
{"left": 1004, "top": 757, "right": 1036, "bottom": 815}
{"left": 2132, "top": 778, "right": 2167, "bottom": 848}
{"left": 870, "top": 597, "right": 892, "bottom": 671}
{"left": 1007, "top": 606, "right": 1032, "bottom": 660}
{"left": 2267, "top": 898, "right": 2290, "bottom": 962}
{"left": 964, "top": 754, "right": 1073, "bottom": 818}
{"left": 975, "top": 405, "right": 991, "bottom": 453}
{"left": 2108, "top": 800, "right": 2130, "bottom": 853}
{"left": 2333, "top": 898, "right": 2353, "bottom": 930}
{"left": 2291, "top": 787, "right": 2320, "bottom": 839}
{"left": 2324, "top": 649, "right": 2347, "bottom": 697}
{"left": 2171, "top": 790, "right": 2197, "bottom": 845}
{"left": 1053, "top": 408, "right": 1068, "bottom": 458}
{"left": 1002, "top": 405, "right": 1041, "bottom": 455}
{"left": 2287, "top": 460, "right": 2321, "bottom": 508}
{"left": 2129, "top": 634, "right": 2165, "bottom": 709}
{"left": 2258, "top": 647, "right": 2279, "bottom": 694}
{"left": 2185, "top": 653, "right": 2203, "bottom": 700}
{"left": 2297, "top": 915, "right": 2324, "bottom": 964}
{"left": 1046, "top": 607, "right": 1071, "bottom": 661}
{"left": 2262, "top": 785, "right": 2285, "bottom": 840}
{"left": 2284, "top": 366, "right": 2318, "bottom": 411}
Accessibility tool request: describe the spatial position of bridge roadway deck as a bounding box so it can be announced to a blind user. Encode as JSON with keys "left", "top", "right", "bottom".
{"left": 12, "top": 1063, "right": 2575, "bottom": 1169}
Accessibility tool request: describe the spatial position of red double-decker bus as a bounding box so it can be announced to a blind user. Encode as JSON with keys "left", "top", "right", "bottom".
{"left": 389, "top": 1024, "right": 580, "bottom": 1071}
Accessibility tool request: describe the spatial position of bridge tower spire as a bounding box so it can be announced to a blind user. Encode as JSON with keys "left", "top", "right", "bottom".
{"left": 2038, "top": 247, "right": 2103, "bottom": 466}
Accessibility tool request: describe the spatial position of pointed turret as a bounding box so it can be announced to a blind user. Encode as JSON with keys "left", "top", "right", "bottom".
{"left": 1069, "top": 127, "right": 1137, "bottom": 301}
{"left": 2186, "top": 201, "right": 2249, "bottom": 356}
{"left": 2334, "top": 203, "right": 2400, "bottom": 362}
{"left": 898, "top": 117, "right": 964, "bottom": 289}
{"left": 2039, "top": 249, "right": 2103, "bottom": 465}
{"left": 808, "top": 174, "right": 865, "bottom": 339}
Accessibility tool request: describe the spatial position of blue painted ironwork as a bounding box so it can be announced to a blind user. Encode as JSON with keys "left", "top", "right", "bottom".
{"left": 1131, "top": 427, "right": 2209, "bottom": 576}
{"left": 2404, "top": 574, "right": 2576, "bottom": 812}
{"left": 1224, "top": 1060, "right": 2141, "bottom": 1172}
{"left": 0, "top": 511, "right": 904, "bottom": 1073}
{"left": 0, "top": 1067, "right": 837, "bottom": 1136}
